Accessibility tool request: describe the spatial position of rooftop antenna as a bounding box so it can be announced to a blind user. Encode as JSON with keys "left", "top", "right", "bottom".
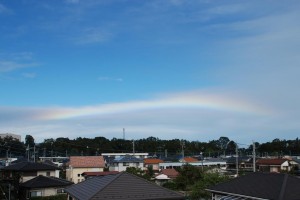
{"left": 123, "top": 128, "right": 125, "bottom": 140}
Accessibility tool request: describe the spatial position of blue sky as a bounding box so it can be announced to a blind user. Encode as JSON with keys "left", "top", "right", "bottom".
{"left": 1, "top": 0, "right": 300, "bottom": 145}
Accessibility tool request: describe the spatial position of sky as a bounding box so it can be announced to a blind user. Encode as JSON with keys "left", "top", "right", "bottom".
{"left": 0, "top": 0, "right": 300, "bottom": 145}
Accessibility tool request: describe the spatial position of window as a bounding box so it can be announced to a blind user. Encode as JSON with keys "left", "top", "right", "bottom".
{"left": 57, "top": 188, "right": 65, "bottom": 194}
{"left": 78, "top": 179, "right": 80, "bottom": 183}
{"left": 46, "top": 171, "right": 51, "bottom": 176}
{"left": 30, "top": 191, "right": 42, "bottom": 197}
{"left": 77, "top": 174, "right": 81, "bottom": 177}
{"left": 123, "top": 162, "right": 129, "bottom": 166}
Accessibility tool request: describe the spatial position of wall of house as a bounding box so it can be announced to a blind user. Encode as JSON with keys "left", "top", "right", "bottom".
{"left": 37, "top": 170, "right": 59, "bottom": 177}
{"left": 109, "top": 162, "right": 144, "bottom": 172}
{"left": 29, "top": 187, "right": 59, "bottom": 197}
{"left": 66, "top": 167, "right": 104, "bottom": 184}
{"left": 145, "top": 164, "right": 160, "bottom": 171}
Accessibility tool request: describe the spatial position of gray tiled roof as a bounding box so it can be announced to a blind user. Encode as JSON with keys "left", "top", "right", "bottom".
{"left": 112, "top": 155, "right": 143, "bottom": 163}
{"left": 20, "top": 175, "right": 73, "bottom": 188}
{"left": 65, "top": 172, "right": 184, "bottom": 200}
{"left": 207, "top": 172, "right": 300, "bottom": 200}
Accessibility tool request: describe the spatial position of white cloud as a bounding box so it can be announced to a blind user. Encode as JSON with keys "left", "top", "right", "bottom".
{"left": 0, "top": 52, "right": 38, "bottom": 75}
{"left": 0, "top": 90, "right": 287, "bottom": 144}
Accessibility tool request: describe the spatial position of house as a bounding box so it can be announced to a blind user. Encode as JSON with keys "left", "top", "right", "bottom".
{"left": 65, "top": 172, "right": 184, "bottom": 200}
{"left": 1, "top": 161, "right": 60, "bottom": 182}
{"left": 154, "top": 168, "right": 179, "bottom": 186}
{"left": 81, "top": 171, "right": 119, "bottom": 180}
{"left": 144, "top": 158, "right": 164, "bottom": 171}
{"left": 109, "top": 155, "right": 144, "bottom": 172}
{"left": 66, "top": 156, "right": 105, "bottom": 184}
{"left": 20, "top": 175, "right": 73, "bottom": 199}
{"left": 226, "top": 156, "right": 254, "bottom": 172}
{"left": 161, "top": 168, "right": 179, "bottom": 179}
{"left": 256, "top": 158, "right": 291, "bottom": 172}
{"left": 179, "top": 157, "right": 198, "bottom": 163}
{"left": 206, "top": 172, "right": 300, "bottom": 200}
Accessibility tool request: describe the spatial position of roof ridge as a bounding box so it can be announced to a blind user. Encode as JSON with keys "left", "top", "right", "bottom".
{"left": 278, "top": 173, "right": 289, "bottom": 200}
{"left": 88, "top": 173, "right": 122, "bottom": 199}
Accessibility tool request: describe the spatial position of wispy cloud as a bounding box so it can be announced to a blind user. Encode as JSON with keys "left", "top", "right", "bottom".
{"left": 0, "top": 3, "right": 12, "bottom": 14}
{"left": 98, "top": 76, "right": 123, "bottom": 82}
{"left": 22, "top": 72, "right": 37, "bottom": 79}
{"left": 0, "top": 52, "right": 38, "bottom": 78}
{"left": 72, "top": 28, "right": 112, "bottom": 45}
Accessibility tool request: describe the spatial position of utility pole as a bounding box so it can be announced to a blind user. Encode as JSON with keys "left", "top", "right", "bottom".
{"left": 123, "top": 128, "right": 125, "bottom": 140}
{"left": 132, "top": 140, "right": 135, "bottom": 155}
{"left": 43, "top": 148, "right": 46, "bottom": 157}
{"left": 236, "top": 143, "right": 239, "bottom": 177}
{"left": 165, "top": 149, "right": 168, "bottom": 158}
{"left": 27, "top": 144, "right": 30, "bottom": 161}
{"left": 33, "top": 145, "right": 36, "bottom": 163}
{"left": 253, "top": 141, "right": 256, "bottom": 172}
{"left": 181, "top": 140, "right": 185, "bottom": 159}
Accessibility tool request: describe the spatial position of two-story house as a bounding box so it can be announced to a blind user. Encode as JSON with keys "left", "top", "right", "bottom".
{"left": 1, "top": 161, "right": 60, "bottom": 182}
{"left": 109, "top": 155, "right": 144, "bottom": 172}
{"left": 1, "top": 161, "right": 71, "bottom": 199}
{"left": 66, "top": 156, "right": 105, "bottom": 184}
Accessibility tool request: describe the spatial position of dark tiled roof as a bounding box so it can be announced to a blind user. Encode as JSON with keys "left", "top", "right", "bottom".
{"left": 256, "top": 158, "right": 288, "bottom": 165}
{"left": 20, "top": 175, "right": 73, "bottom": 188}
{"left": 207, "top": 172, "right": 300, "bottom": 200}
{"left": 82, "top": 171, "right": 119, "bottom": 176}
{"left": 1, "top": 161, "right": 60, "bottom": 171}
{"left": 65, "top": 172, "right": 184, "bottom": 200}
{"left": 112, "top": 155, "right": 143, "bottom": 163}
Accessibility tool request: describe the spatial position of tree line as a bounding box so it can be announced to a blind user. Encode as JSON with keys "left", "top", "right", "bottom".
{"left": 1, "top": 135, "right": 300, "bottom": 159}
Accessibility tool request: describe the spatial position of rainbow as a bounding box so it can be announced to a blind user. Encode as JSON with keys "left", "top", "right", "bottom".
{"left": 38, "top": 92, "right": 271, "bottom": 120}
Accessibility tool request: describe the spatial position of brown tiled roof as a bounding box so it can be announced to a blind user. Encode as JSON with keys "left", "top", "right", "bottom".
{"left": 182, "top": 157, "right": 198, "bottom": 163}
{"left": 161, "top": 168, "right": 179, "bottom": 179}
{"left": 144, "top": 158, "right": 164, "bottom": 165}
{"left": 69, "top": 156, "right": 105, "bottom": 168}
{"left": 256, "top": 158, "right": 288, "bottom": 165}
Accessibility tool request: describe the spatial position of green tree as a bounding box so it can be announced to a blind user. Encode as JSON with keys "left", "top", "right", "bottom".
{"left": 190, "top": 172, "right": 230, "bottom": 200}
{"left": 25, "top": 134, "right": 35, "bottom": 147}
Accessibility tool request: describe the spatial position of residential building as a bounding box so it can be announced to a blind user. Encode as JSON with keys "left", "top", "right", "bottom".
{"left": 179, "top": 157, "right": 198, "bottom": 163}
{"left": 82, "top": 171, "right": 119, "bottom": 180}
{"left": 159, "top": 160, "right": 226, "bottom": 170}
{"left": 109, "top": 155, "right": 144, "bottom": 172}
{"left": 1, "top": 161, "right": 60, "bottom": 182}
{"left": 256, "top": 158, "right": 291, "bottom": 172}
{"left": 226, "top": 156, "right": 255, "bottom": 172}
{"left": 144, "top": 158, "right": 164, "bottom": 171}
{"left": 206, "top": 172, "right": 300, "bottom": 200}
{"left": 65, "top": 172, "right": 184, "bottom": 200}
{"left": 155, "top": 168, "right": 179, "bottom": 186}
{"left": 20, "top": 175, "right": 73, "bottom": 199}
{"left": 66, "top": 156, "right": 105, "bottom": 184}
{"left": 102, "top": 153, "right": 148, "bottom": 159}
